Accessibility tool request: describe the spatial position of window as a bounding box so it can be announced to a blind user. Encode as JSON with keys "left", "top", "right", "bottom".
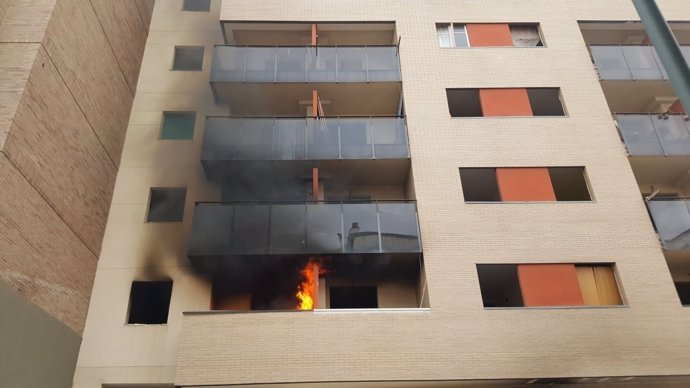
{"left": 477, "top": 264, "right": 523, "bottom": 307}
{"left": 437, "top": 23, "right": 543, "bottom": 48}
{"left": 527, "top": 88, "right": 565, "bottom": 116}
{"left": 172, "top": 46, "right": 204, "bottom": 71}
{"left": 182, "top": 0, "right": 211, "bottom": 12}
{"left": 675, "top": 283, "right": 690, "bottom": 306}
{"left": 446, "top": 89, "right": 482, "bottom": 117}
{"left": 459, "top": 168, "right": 501, "bottom": 202}
{"left": 127, "top": 281, "right": 173, "bottom": 324}
{"left": 329, "top": 287, "right": 378, "bottom": 308}
{"left": 447, "top": 88, "right": 565, "bottom": 117}
{"left": 161, "top": 112, "right": 195, "bottom": 140}
{"left": 575, "top": 265, "right": 624, "bottom": 306}
{"left": 477, "top": 264, "right": 622, "bottom": 308}
{"left": 510, "top": 24, "right": 543, "bottom": 47}
{"left": 436, "top": 23, "right": 469, "bottom": 48}
{"left": 147, "top": 188, "right": 187, "bottom": 222}
{"left": 459, "top": 167, "right": 592, "bottom": 202}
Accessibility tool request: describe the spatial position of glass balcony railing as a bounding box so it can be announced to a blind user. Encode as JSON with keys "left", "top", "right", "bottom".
{"left": 202, "top": 116, "right": 409, "bottom": 161}
{"left": 616, "top": 114, "right": 690, "bottom": 156}
{"left": 188, "top": 201, "right": 421, "bottom": 257}
{"left": 211, "top": 45, "right": 401, "bottom": 83}
{"left": 589, "top": 44, "right": 690, "bottom": 80}
{"left": 647, "top": 199, "right": 690, "bottom": 250}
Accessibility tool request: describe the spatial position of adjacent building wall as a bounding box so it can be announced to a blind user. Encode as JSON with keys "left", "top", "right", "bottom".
{"left": 0, "top": 281, "right": 81, "bottom": 388}
{"left": 0, "top": 0, "right": 153, "bottom": 387}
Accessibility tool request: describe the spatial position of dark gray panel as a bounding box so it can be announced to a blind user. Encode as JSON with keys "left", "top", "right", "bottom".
{"left": 0, "top": 280, "right": 81, "bottom": 388}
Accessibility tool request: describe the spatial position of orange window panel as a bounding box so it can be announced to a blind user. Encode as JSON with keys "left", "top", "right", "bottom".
{"left": 466, "top": 24, "right": 513, "bottom": 47}
{"left": 576, "top": 266, "right": 600, "bottom": 305}
{"left": 517, "top": 264, "right": 584, "bottom": 307}
{"left": 495, "top": 168, "right": 556, "bottom": 201}
{"left": 593, "top": 266, "right": 623, "bottom": 305}
{"left": 479, "top": 88, "right": 533, "bottom": 117}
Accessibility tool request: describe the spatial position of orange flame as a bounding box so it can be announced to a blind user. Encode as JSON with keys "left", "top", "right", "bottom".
{"left": 296, "top": 259, "right": 324, "bottom": 310}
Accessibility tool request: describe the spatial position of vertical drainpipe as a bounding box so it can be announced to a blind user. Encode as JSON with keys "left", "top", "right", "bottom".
{"left": 633, "top": 0, "right": 690, "bottom": 111}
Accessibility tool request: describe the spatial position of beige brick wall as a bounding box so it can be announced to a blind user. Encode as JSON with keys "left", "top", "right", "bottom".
{"left": 75, "top": 0, "right": 690, "bottom": 386}
{"left": 0, "top": 0, "right": 153, "bottom": 334}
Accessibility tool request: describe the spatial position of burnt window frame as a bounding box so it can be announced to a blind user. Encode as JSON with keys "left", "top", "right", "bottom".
{"left": 172, "top": 46, "right": 205, "bottom": 71}
{"left": 146, "top": 187, "right": 187, "bottom": 223}
{"left": 126, "top": 280, "right": 173, "bottom": 325}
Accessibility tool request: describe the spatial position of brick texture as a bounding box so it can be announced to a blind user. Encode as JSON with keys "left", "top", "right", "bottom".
{"left": 0, "top": 0, "right": 152, "bottom": 335}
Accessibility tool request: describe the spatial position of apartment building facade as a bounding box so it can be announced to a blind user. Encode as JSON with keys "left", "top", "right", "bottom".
{"left": 74, "top": 0, "right": 690, "bottom": 387}
{"left": 0, "top": 1, "right": 154, "bottom": 387}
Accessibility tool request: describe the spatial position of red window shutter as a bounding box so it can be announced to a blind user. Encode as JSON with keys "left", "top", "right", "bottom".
{"left": 517, "top": 264, "right": 585, "bottom": 307}
{"left": 466, "top": 24, "right": 513, "bottom": 47}
{"left": 495, "top": 168, "right": 556, "bottom": 201}
{"left": 479, "top": 88, "right": 533, "bottom": 117}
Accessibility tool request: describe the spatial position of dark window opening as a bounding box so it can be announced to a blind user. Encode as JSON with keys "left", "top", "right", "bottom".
{"left": 183, "top": 0, "right": 211, "bottom": 11}
{"left": 548, "top": 167, "right": 591, "bottom": 201}
{"left": 147, "top": 188, "right": 186, "bottom": 222}
{"left": 459, "top": 168, "right": 501, "bottom": 202}
{"left": 676, "top": 283, "right": 690, "bottom": 306}
{"left": 330, "top": 286, "right": 378, "bottom": 309}
{"left": 477, "top": 264, "right": 524, "bottom": 307}
{"left": 447, "top": 88, "right": 565, "bottom": 117}
{"left": 447, "top": 89, "right": 482, "bottom": 117}
{"left": 460, "top": 167, "right": 591, "bottom": 202}
{"left": 527, "top": 88, "right": 565, "bottom": 116}
{"left": 173, "top": 46, "right": 204, "bottom": 71}
{"left": 127, "top": 281, "right": 172, "bottom": 324}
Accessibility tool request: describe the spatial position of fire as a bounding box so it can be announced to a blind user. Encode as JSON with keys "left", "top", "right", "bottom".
{"left": 296, "top": 259, "right": 325, "bottom": 310}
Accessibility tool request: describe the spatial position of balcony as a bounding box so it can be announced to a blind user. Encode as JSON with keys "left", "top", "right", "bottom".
{"left": 210, "top": 45, "right": 402, "bottom": 115}
{"left": 588, "top": 45, "right": 686, "bottom": 112}
{"left": 201, "top": 116, "right": 410, "bottom": 178}
{"left": 617, "top": 114, "right": 690, "bottom": 156}
{"left": 212, "top": 45, "right": 401, "bottom": 83}
{"left": 589, "top": 45, "right": 689, "bottom": 81}
{"left": 188, "top": 201, "right": 421, "bottom": 269}
{"left": 647, "top": 199, "right": 690, "bottom": 251}
{"left": 615, "top": 114, "right": 690, "bottom": 187}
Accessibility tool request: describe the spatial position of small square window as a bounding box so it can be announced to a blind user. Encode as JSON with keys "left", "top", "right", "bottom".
{"left": 127, "top": 281, "right": 172, "bottom": 324}
{"left": 182, "top": 0, "right": 211, "bottom": 12}
{"left": 147, "top": 188, "right": 186, "bottom": 222}
{"left": 173, "top": 46, "right": 204, "bottom": 71}
{"left": 161, "top": 112, "right": 195, "bottom": 140}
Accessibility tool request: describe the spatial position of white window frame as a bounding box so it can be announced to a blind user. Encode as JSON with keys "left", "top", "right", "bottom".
{"left": 437, "top": 23, "right": 470, "bottom": 48}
